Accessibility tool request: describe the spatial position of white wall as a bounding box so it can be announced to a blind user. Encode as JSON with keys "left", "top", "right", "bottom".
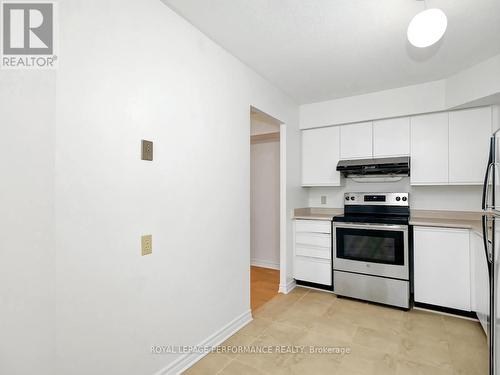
{"left": 251, "top": 137, "right": 280, "bottom": 270}
{"left": 446, "top": 54, "right": 500, "bottom": 109}
{"left": 300, "top": 53, "right": 500, "bottom": 129}
{"left": 54, "top": 1, "right": 304, "bottom": 375}
{"left": 300, "top": 80, "right": 446, "bottom": 129}
{"left": 0, "top": 71, "right": 56, "bottom": 374}
{"left": 307, "top": 178, "right": 482, "bottom": 212}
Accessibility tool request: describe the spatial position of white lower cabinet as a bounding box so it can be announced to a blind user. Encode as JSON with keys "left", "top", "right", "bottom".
{"left": 414, "top": 227, "right": 471, "bottom": 311}
{"left": 471, "top": 231, "right": 489, "bottom": 333}
{"left": 293, "top": 219, "right": 332, "bottom": 286}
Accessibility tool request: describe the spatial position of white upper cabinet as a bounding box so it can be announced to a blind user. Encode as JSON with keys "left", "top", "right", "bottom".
{"left": 410, "top": 112, "right": 449, "bottom": 185}
{"left": 373, "top": 117, "right": 410, "bottom": 158}
{"left": 301, "top": 106, "right": 493, "bottom": 187}
{"left": 340, "top": 122, "right": 373, "bottom": 160}
{"left": 302, "top": 126, "right": 341, "bottom": 186}
{"left": 449, "top": 107, "right": 492, "bottom": 185}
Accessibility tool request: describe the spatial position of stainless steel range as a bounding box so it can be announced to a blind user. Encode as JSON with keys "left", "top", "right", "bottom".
{"left": 332, "top": 192, "right": 410, "bottom": 309}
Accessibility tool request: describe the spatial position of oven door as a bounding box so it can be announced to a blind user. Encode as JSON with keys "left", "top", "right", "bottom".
{"left": 334, "top": 222, "right": 409, "bottom": 280}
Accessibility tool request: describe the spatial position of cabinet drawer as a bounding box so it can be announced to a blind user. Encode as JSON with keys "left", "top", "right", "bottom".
{"left": 295, "top": 245, "right": 331, "bottom": 260}
{"left": 294, "top": 256, "right": 331, "bottom": 285}
{"left": 295, "top": 232, "right": 331, "bottom": 248}
{"left": 295, "top": 220, "right": 331, "bottom": 234}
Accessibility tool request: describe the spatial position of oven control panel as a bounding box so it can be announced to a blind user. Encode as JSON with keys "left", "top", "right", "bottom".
{"left": 344, "top": 192, "right": 409, "bottom": 206}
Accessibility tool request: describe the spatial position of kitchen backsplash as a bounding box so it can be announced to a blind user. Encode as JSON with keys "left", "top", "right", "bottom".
{"left": 307, "top": 177, "right": 482, "bottom": 211}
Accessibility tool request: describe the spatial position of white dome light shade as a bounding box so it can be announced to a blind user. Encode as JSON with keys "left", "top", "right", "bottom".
{"left": 407, "top": 8, "right": 448, "bottom": 48}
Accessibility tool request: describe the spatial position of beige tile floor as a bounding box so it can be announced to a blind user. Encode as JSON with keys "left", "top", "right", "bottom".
{"left": 183, "top": 287, "right": 488, "bottom": 375}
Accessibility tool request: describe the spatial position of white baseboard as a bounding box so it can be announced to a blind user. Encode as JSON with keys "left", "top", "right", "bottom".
{"left": 279, "top": 279, "right": 296, "bottom": 294}
{"left": 251, "top": 258, "right": 280, "bottom": 270}
{"left": 154, "top": 310, "right": 252, "bottom": 375}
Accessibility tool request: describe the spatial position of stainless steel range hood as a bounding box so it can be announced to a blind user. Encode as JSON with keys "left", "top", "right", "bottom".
{"left": 336, "top": 156, "right": 410, "bottom": 178}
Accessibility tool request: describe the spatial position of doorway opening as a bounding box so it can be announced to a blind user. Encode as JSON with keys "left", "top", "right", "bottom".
{"left": 250, "top": 108, "right": 282, "bottom": 312}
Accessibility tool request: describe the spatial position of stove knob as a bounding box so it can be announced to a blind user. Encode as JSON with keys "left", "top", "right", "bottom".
{"left": 402, "top": 196, "right": 407, "bottom": 202}
{"left": 350, "top": 196, "right": 355, "bottom": 201}
{"left": 396, "top": 197, "right": 401, "bottom": 201}
{"left": 345, "top": 196, "right": 350, "bottom": 201}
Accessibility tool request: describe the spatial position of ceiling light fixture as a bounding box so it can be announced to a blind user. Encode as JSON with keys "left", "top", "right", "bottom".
{"left": 407, "top": 2, "right": 447, "bottom": 48}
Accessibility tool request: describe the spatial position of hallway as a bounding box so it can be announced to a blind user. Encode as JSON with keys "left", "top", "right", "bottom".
{"left": 251, "top": 266, "right": 280, "bottom": 311}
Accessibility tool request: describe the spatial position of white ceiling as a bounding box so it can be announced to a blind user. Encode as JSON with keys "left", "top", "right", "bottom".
{"left": 162, "top": 0, "right": 500, "bottom": 104}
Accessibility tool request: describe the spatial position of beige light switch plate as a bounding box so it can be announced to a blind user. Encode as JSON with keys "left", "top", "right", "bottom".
{"left": 141, "top": 140, "right": 153, "bottom": 161}
{"left": 141, "top": 235, "right": 152, "bottom": 256}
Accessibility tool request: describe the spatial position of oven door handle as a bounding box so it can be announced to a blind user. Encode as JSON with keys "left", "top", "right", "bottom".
{"left": 334, "top": 222, "right": 408, "bottom": 231}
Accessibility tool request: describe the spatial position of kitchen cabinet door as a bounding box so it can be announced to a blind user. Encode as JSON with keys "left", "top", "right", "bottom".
{"left": 373, "top": 117, "right": 410, "bottom": 158}
{"left": 340, "top": 122, "right": 373, "bottom": 160}
{"left": 414, "top": 227, "right": 471, "bottom": 311}
{"left": 449, "top": 107, "right": 492, "bottom": 185}
{"left": 471, "top": 231, "right": 489, "bottom": 333}
{"left": 410, "top": 113, "right": 449, "bottom": 185}
{"left": 302, "top": 126, "right": 341, "bottom": 186}
{"left": 294, "top": 257, "right": 331, "bottom": 285}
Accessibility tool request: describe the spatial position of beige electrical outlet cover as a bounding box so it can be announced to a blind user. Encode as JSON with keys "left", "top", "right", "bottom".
{"left": 141, "top": 235, "right": 152, "bottom": 256}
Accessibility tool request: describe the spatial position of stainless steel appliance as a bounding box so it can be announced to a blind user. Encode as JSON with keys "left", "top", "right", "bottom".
{"left": 481, "top": 130, "right": 500, "bottom": 375}
{"left": 332, "top": 192, "right": 410, "bottom": 309}
{"left": 336, "top": 156, "right": 410, "bottom": 178}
